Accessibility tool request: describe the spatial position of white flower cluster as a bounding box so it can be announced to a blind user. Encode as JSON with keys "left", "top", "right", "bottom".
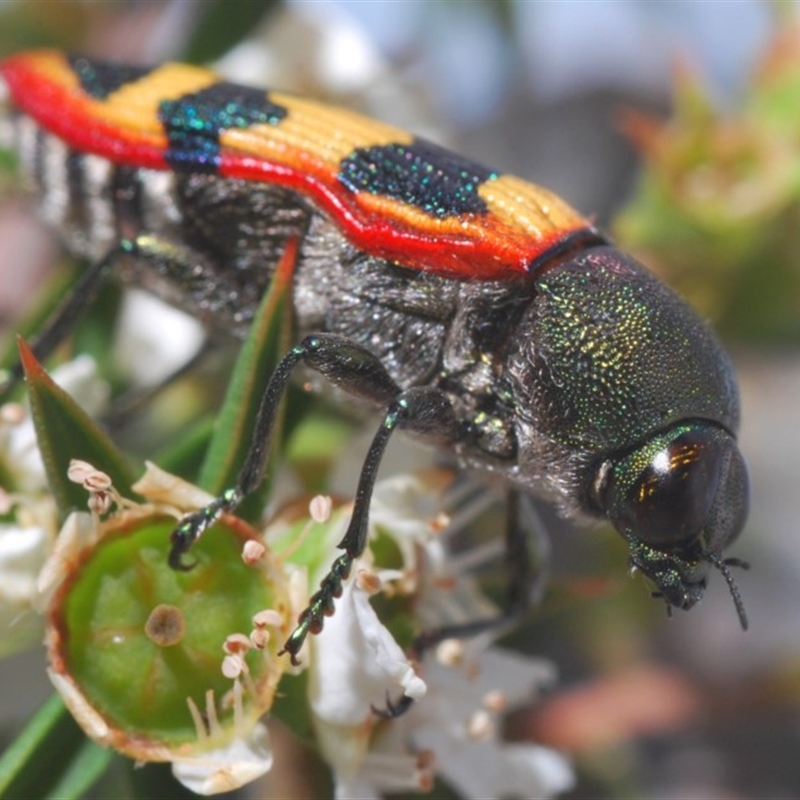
{"left": 0, "top": 356, "right": 573, "bottom": 799}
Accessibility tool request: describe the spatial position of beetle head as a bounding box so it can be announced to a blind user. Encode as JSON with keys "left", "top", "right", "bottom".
{"left": 592, "top": 421, "right": 750, "bottom": 627}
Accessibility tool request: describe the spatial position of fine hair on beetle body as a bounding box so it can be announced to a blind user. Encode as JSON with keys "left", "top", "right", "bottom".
{"left": 0, "top": 51, "right": 751, "bottom": 692}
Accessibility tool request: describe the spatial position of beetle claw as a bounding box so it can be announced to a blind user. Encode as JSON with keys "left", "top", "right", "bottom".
{"left": 371, "top": 691, "right": 415, "bottom": 719}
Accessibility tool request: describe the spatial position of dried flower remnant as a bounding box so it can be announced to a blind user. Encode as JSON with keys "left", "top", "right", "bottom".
{"left": 15, "top": 449, "right": 571, "bottom": 798}
{"left": 144, "top": 604, "right": 186, "bottom": 647}
{"left": 42, "top": 463, "right": 290, "bottom": 795}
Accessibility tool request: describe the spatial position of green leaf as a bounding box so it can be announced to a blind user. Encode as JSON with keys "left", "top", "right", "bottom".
{"left": 197, "top": 239, "right": 295, "bottom": 517}
{"left": 0, "top": 693, "right": 112, "bottom": 800}
{"left": 151, "top": 415, "right": 215, "bottom": 481}
{"left": 19, "top": 338, "right": 137, "bottom": 514}
{"left": 0, "top": 143, "right": 15, "bottom": 173}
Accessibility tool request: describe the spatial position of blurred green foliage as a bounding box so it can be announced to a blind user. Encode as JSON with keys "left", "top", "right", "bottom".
{"left": 616, "top": 19, "right": 800, "bottom": 345}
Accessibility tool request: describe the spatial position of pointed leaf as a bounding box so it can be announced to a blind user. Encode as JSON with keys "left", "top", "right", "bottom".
{"left": 152, "top": 415, "right": 215, "bottom": 478}
{"left": 197, "top": 238, "right": 296, "bottom": 514}
{"left": 19, "top": 338, "right": 136, "bottom": 514}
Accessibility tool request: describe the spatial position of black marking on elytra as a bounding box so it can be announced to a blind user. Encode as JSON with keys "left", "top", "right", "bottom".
{"left": 158, "top": 83, "right": 288, "bottom": 173}
{"left": 68, "top": 54, "right": 153, "bottom": 100}
{"left": 338, "top": 138, "right": 497, "bottom": 219}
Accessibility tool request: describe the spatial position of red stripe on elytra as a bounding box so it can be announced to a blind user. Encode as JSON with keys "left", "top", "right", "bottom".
{"left": 219, "top": 154, "right": 586, "bottom": 281}
{"left": 2, "top": 53, "right": 588, "bottom": 281}
{"left": 2, "top": 55, "right": 169, "bottom": 169}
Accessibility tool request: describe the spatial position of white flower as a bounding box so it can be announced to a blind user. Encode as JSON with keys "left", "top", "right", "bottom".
{"left": 328, "top": 641, "right": 575, "bottom": 800}
{"left": 408, "top": 647, "right": 574, "bottom": 800}
{"left": 311, "top": 577, "right": 427, "bottom": 789}
{"left": 333, "top": 722, "right": 435, "bottom": 800}
{"left": 0, "top": 519, "right": 51, "bottom": 656}
{"left": 172, "top": 696, "right": 274, "bottom": 796}
{"left": 300, "top": 471, "right": 574, "bottom": 799}
{"left": 311, "top": 579, "right": 426, "bottom": 728}
{"left": 111, "top": 290, "right": 204, "bottom": 388}
{"left": 0, "top": 354, "right": 109, "bottom": 491}
{"left": 0, "top": 356, "right": 108, "bottom": 656}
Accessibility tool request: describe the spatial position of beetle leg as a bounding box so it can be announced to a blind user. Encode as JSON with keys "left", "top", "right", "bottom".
{"left": 415, "top": 489, "right": 548, "bottom": 643}
{"left": 375, "top": 490, "right": 551, "bottom": 718}
{"left": 166, "top": 331, "right": 464, "bottom": 657}
{"left": 279, "top": 383, "right": 462, "bottom": 664}
{"left": 0, "top": 243, "right": 120, "bottom": 392}
{"left": 505, "top": 490, "right": 551, "bottom": 610}
{"left": 1, "top": 233, "right": 208, "bottom": 394}
{"left": 104, "top": 339, "right": 213, "bottom": 430}
{"left": 168, "top": 332, "right": 456, "bottom": 568}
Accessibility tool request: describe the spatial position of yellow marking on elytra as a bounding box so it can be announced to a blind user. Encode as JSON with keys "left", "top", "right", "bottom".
{"left": 479, "top": 175, "right": 587, "bottom": 241}
{"left": 98, "top": 63, "right": 219, "bottom": 137}
{"left": 21, "top": 51, "right": 80, "bottom": 93}
{"left": 222, "top": 91, "right": 413, "bottom": 172}
{"left": 355, "top": 191, "right": 483, "bottom": 236}
{"left": 30, "top": 54, "right": 218, "bottom": 144}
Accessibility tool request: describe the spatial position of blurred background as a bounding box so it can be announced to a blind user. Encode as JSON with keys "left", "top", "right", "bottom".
{"left": 0, "top": 1, "right": 798, "bottom": 798}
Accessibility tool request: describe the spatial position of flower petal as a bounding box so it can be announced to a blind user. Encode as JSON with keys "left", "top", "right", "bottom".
{"left": 310, "top": 578, "right": 426, "bottom": 727}
{"left": 0, "top": 522, "right": 50, "bottom": 655}
{"left": 171, "top": 721, "right": 273, "bottom": 796}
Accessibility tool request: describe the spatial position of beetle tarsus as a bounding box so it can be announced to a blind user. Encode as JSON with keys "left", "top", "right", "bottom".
{"left": 372, "top": 692, "right": 415, "bottom": 719}
{"left": 168, "top": 522, "right": 200, "bottom": 571}
{"left": 277, "top": 553, "right": 353, "bottom": 663}
{"left": 168, "top": 493, "right": 239, "bottom": 571}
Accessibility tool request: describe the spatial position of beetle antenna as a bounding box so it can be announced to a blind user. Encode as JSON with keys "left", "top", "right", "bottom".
{"left": 707, "top": 553, "right": 749, "bottom": 631}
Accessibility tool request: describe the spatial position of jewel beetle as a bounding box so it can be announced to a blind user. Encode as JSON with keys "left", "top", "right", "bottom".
{"left": 0, "top": 51, "right": 750, "bottom": 668}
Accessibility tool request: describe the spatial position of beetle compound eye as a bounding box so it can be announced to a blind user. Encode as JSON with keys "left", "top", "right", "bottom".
{"left": 628, "top": 428, "right": 725, "bottom": 548}
{"left": 700, "top": 438, "right": 749, "bottom": 551}
{"left": 602, "top": 425, "right": 740, "bottom": 550}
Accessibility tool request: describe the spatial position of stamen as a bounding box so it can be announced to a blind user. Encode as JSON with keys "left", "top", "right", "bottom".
{"left": 186, "top": 695, "right": 208, "bottom": 743}
{"left": 436, "top": 639, "right": 464, "bottom": 666}
{"left": 0, "top": 401, "right": 26, "bottom": 424}
{"left": 223, "top": 633, "right": 251, "bottom": 656}
{"left": 233, "top": 673, "right": 245, "bottom": 734}
{"left": 482, "top": 689, "right": 507, "bottom": 713}
{"left": 309, "top": 494, "right": 332, "bottom": 523}
{"left": 222, "top": 654, "right": 245, "bottom": 679}
{"left": 416, "top": 751, "right": 436, "bottom": 791}
{"left": 356, "top": 568, "right": 381, "bottom": 595}
{"left": 252, "top": 608, "right": 283, "bottom": 628}
{"left": 241, "top": 539, "right": 266, "bottom": 565}
{"left": 249, "top": 628, "right": 270, "bottom": 649}
{"left": 205, "top": 689, "right": 222, "bottom": 738}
